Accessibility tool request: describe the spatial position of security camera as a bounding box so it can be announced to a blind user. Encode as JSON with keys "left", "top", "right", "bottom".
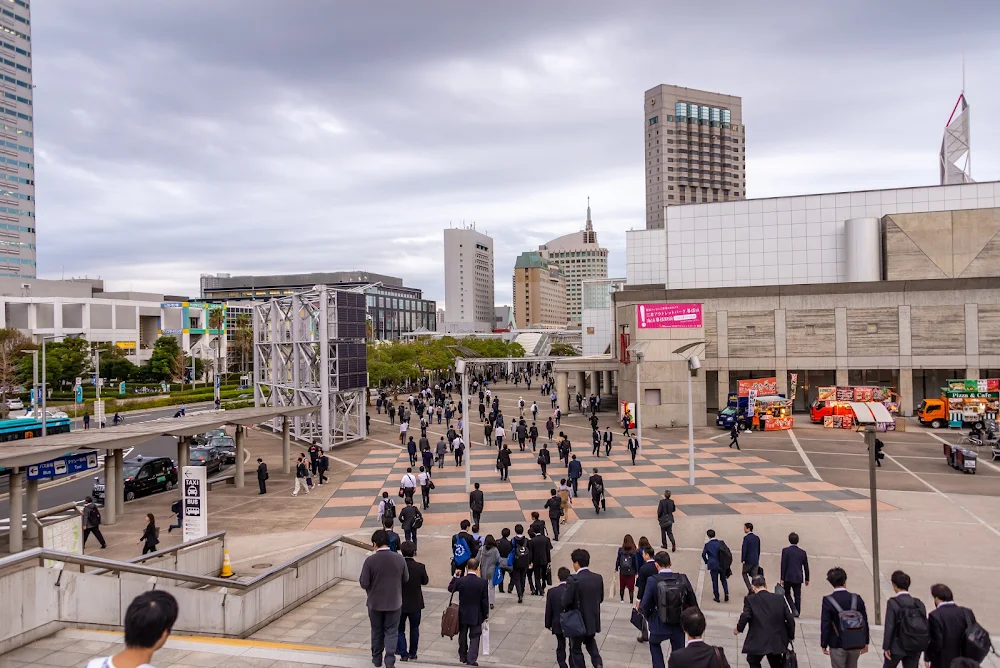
{"left": 688, "top": 356, "right": 701, "bottom": 371}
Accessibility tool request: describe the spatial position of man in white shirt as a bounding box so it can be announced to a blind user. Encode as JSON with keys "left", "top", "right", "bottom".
{"left": 399, "top": 420, "right": 409, "bottom": 445}
{"left": 417, "top": 467, "right": 432, "bottom": 509}
{"left": 87, "top": 591, "right": 179, "bottom": 668}
{"left": 400, "top": 468, "right": 418, "bottom": 504}
{"left": 494, "top": 425, "right": 506, "bottom": 449}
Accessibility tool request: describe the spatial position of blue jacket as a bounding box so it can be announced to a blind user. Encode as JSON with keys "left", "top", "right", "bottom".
{"left": 702, "top": 539, "right": 723, "bottom": 571}
{"left": 742, "top": 532, "right": 761, "bottom": 565}
{"left": 639, "top": 570, "right": 697, "bottom": 639}
{"left": 614, "top": 548, "right": 642, "bottom": 575}
{"left": 568, "top": 459, "right": 583, "bottom": 480}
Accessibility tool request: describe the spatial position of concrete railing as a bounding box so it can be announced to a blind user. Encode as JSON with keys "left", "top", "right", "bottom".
{"left": 0, "top": 533, "right": 371, "bottom": 655}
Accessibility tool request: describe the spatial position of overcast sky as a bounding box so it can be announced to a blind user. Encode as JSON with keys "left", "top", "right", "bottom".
{"left": 31, "top": 1, "right": 1000, "bottom": 306}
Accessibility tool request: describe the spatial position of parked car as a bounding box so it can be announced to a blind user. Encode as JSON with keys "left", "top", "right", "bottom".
{"left": 5, "top": 398, "right": 23, "bottom": 411}
{"left": 205, "top": 428, "right": 227, "bottom": 440}
{"left": 209, "top": 436, "right": 236, "bottom": 464}
{"left": 93, "top": 455, "right": 178, "bottom": 503}
{"left": 23, "top": 409, "right": 69, "bottom": 419}
{"left": 188, "top": 446, "right": 223, "bottom": 476}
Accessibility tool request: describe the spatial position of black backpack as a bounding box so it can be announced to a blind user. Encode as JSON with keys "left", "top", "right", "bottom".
{"left": 413, "top": 509, "right": 424, "bottom": 530}
{"left": 826, "top": 594, "right": 868, "bottom": 650}
{"left": 962, "top": 609, "right": 995, "bottom": 662}
{"left": 895, "top": 598, "right": 930, "bottom": 654}
{"left": 718, "top": 541, "right": 734, "bottom": 572}
{"left": 381, "top": 499, "right": 396, "bottom": 522}
{"left": 655, "top": 573, "right": 686, "bottom": 625}
{"left": 618, "top": 551, "right": 636, "bottom": 576}
{"left": 513, "top": 537, "right": 530, "bottom": 568}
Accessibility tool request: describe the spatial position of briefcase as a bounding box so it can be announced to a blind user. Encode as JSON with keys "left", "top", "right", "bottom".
{"left": 441, "top": 593, "right": 460, "bottom": 638}
{"left": 785, "top": 642, "right": 798, "bottom": 668}
{"left": 630, "top": 608, "right": 645, "bottom": 631}
{"left": 546, "top": 564, "right": 553, "bottom": 586}
{"left": 559, "top": 609, "right": 587, "bottom": 638}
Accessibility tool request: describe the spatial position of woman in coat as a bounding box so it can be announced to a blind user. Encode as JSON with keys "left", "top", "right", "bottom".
{"left": 139, "top": 513, "right": 159, "bottom": 555}
{"left": 614, "top": 534, "right": 642, "bottom": 603}
{"left": 479, "top": 535, "right": 502, "bottom": 609}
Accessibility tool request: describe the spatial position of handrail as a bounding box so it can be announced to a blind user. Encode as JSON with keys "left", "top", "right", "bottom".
{"left": 0, "top": 533, "right": 371, "bottom": 591}
{"left": 89, "top": 531, "right": 227, "bottom": 576}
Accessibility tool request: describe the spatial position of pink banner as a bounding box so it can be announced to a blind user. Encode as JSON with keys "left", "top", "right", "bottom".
{"left": 637, "top": 303, "right": 703, "bottom": 329}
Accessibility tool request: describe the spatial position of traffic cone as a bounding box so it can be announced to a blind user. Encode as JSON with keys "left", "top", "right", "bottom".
{"left": 220, "top": 549, "right": 234, "bottom": 578}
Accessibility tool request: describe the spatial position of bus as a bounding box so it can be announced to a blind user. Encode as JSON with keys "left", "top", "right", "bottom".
{"left": 0, "top": 415, "right": 72, "bottom": 442}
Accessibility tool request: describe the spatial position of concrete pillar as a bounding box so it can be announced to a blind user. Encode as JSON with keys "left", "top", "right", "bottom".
{"left": 575, "top": 372, "right": 585, "bottom": 398}
{"left": 8, "top": 468, "right": 22, "bottom": 553}
{"left": 717, "top": 369, "right": 730, "bottom": 411}
{"left": 899, "top": 369, "right": 914, "bottom": 417}
{"left": 103, "top": 450, "right": 117, "bottom": 525}
{"left": 603, "top": 370, "right": 613, "bottom": 395}
{"left": 114, "top": 449, "right": 124, "bottom": 517}
{"left": 966, "top": 368, "right": 980, "bottom": 380}
{"left": 282, "top": 416, "right": 291, "bottom": 474}
{"left": 556, "top": 371, "right": 569, "bottom": 416}
{"left": 836, "top": 369, "right": 849, "bottom": 386}
{"left": 235, "top": 426, "right": 245, "bottom": 488}
{"left": 776, "top": 369, "right": 788, "bottom": 397}
{"left": 25, "top": 478, "right": 38, "bottom": 540}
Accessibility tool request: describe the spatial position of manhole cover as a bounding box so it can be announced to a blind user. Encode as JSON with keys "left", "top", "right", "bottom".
{"left": 251, "top": 563, "right": 272, "bottom": 569}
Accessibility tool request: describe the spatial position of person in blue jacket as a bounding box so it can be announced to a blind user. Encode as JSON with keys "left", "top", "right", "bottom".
{"left": 701, "top": 529, "right": 730, "bottom": 602}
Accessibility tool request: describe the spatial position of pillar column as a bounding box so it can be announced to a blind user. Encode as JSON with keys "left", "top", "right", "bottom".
{"left": 899, "top": 368, "right": 914, "bottom": 418}
{"left": 103, "top": 450, "right": 116, "bottom": 526}
{"left": 556, "top": 371, "right": 569, "bottom": 416}
{"left": 25, "top": 478, "right": 38, "bottom": 541}
{"left": 776, "top": 369, "right": 788, "bottom": 397}
{"left": 282, "top": 416, "right": 291, "bottom": 474}
{"left": 836, "top": 369, "right": 849, "bottom": 386}
{"left": 235, "top": 426, "right": 245, "bottom": 488}
{"left": 966, "top": 368, "right": 980, "bottom": 380}
{"left": 114, "top": 449, "right": 124, "bottom": 518}
{"left": 718, "top": 369, "right": 730, "bottom": 412}
{"left": 603, "top": 370, "right": 614, "bottom": 395}
{"left": 8, "top": 468, "right": 22, "bottom": 553}
{"left": 575, "top": 372, "right": 585, "bottom": 400}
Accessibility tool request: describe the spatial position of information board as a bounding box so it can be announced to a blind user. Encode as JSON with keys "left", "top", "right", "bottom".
{"left": 42, "top": 514, "right": 82, "bottom": 569}
{"left": 27, "top": 451, "right": 99, "bottom": 481}
{"left": 181, "top": 465, "right": 207, "bottom": 542}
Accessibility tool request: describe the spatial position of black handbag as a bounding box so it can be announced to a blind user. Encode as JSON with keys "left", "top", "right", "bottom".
{"left": 559, "top": 576, "right": 588, "bottom": 638}
{"left": 630, "top": 608, "right": 645, "bottom": 631}
{"left": 784, "top": 642, "right": 798, "bottom": 668}
{"left": 546, "top": 564, "right": 552, "bottom": 586}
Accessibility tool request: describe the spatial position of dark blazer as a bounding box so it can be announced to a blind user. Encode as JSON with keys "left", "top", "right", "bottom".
{"left": 737, "top": 590, "right": 795, "bottom": 655}
{"left": 499, "top": 449, "right": 512, "bottom": 467}
{"left": 668, "top": 641, "right": 732, "bottom": 668}
{"left": 497, "top": 537, "right": 512, "bottom": 560}
{"left": 545, "top": 582, "right": 568, "bottom": 635}
{"left": 741, "top": 533, "right": 761, "bottom": 565}
{"left": 927, "top": 603, "right": 974, "bottom": 668}
{"left": 568, "top": 459, "right": 583, "bottom": 479}
{"left": 400, "top": 558, "right": 429, "bottom": 613}
{"left": 544, "top": 495, "right": 562, "bottom": 519}
{"left": 587, "top": 474, "right": 604, "bottom": 498}
{"left": 448, "top": 573, "right": 489, "bottom": 626}
{"left": 780, "top": 545, "right": 809, "bottom": 584}
{"left": 360, "top": 548, "right": 409, "bottom": 612}
{"left": 399, "top": 505, "right": 419, "bottom": 531}
{"left": 657, "top": 498, "right": 676, "bottom": 526}
{"left": 883, "top": 593, "right": 928, "bottom": 655}
{"left": 256, "top": 462, "right": 267, "bottom": 480}
{"left": 529, "top": 534, "right": 553, "bottom": 566}
{"left": 140, "top": 523, "right": 159, "bottom": 549}
{"left": 469, "top": 489, "right": 485, "bottom": 512}
{"left": 562, "top": 568, "right": 604, "bottom": 635}
{"left": 452, "top": 530, "right": 480, "bottom": 559}
{"left": 640, "top": 571, "right": 698, "bottom": 638}
{"left": 636, "top": 559, "right": 659, "bottom": 600}
{"left": 820, "top": 590, "right": 869, "bottom": 649}
{"left": 702, "top": 539, "right": 723, "bottom": 571}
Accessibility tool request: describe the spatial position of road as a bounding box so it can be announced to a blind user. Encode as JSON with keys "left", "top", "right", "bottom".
{"left": 0, "top": 403, "right": 224, "bottom": 529}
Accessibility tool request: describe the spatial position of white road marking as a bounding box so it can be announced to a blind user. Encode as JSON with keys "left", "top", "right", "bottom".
{"left": 553, "top": 519, "right": 585, "bottom": 553}
{"left": 787, "top": 430, "right": 822, "bottom": 480}
{"left": 835, "top": 511, "right": 891, "bottom": 597}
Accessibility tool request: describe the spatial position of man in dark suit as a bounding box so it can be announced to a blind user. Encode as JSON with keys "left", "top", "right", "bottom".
{"left": 819, "top": 567, "right": 869, "bottom": 668}
{"left": 701, "top": 529, "right": 730, "bottom": 603}
{"left": 779, "top": 532, "right": 809, "bottom": 617}
{"left": 359, "top": 529, "right": 409, "bottom": 668}
{"left": 528, "top": 527, "right": 553, "bottom": 596}
{"left": 668, "top": 607, "right": 732, "bottom": 668}
{"left": 568, "top": 454, "right": 582, "bottom": 496}
{"left": 640, "top": 551, "right": 698, "bottom": 668}
{"left": 396, "top": 541, "right": 428, "bottom": 662}
{"left": 544, "top": 488, "right": 563, "bottom": 540}
{"left": 447, "top": 557, "right": 490, "bottom": 666}
{"left": 452, "top": 520, "right": 479, "bottom": 574}
{"left": 657, "top": 491, "right": 677, "bottom": 551}
{"left": 882, "top": 570, "right": 927, "bottom": 668}
{"left": 562, "top": 549, "right": 604, "bottom": 668}
{"left": 735, "top": 575, "right": 794, "bottom": 668}
{"left": 498, "top": 446, "right": 512, "bottom": 481}
{"left": 469, "top": 483, "right": 485, "bottom": 525}
{"left": 634, "top": 546, "right": 658, "bottom": 643}
{"left": 603, "top": 428, "right": 613, "bottom": 456}
{"left": 926, "top": 583, "right": 976, "bottom": 668}
{"left": 742, "top": 523, "right": 761, "bottom": 595}
{"left": 545, "top": 566, "right": 573, "bottom": 668}
{"left": 587, "top": 469, "right": 605, "bottom": 514}
{"left": 256, "top": 458, "right": 268, "bottom": 494}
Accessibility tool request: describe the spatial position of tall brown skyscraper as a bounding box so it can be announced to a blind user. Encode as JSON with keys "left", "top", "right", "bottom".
{"left": 644, "top": 85, "right": 745, "bottom": 229}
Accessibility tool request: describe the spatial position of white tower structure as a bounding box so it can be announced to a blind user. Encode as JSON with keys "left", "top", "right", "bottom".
{"left": 940, "top": 92, "right": 973, "bottom": 185}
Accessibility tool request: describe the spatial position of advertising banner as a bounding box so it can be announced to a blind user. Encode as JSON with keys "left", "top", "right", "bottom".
{"left": 948, "top": 379, "right": 999, "bottom": 393}
{"left": 836, "top": 387, "right": 854, "bottom": 401}
{"left": 764, "top": 416, "right": 794, "bottom": 431}
{"left": 818, "top": 386, "right": 837, "bottom": 401}
{"left": 182, "top": 465, "right": 208, "bottom": 542}
{"left": 789, "top": 373, "right": 798, "bottom": 401}
{"left": 27, "top": 451, "right": 99, "bottom": 481}
{"left": 619, "top": 401, "right": 635, "bottom": 429}
{"left": 636, "top": 303, "right": 703, "bottom": 329}
{"left": 738, "top": 377, "right": 777, "bottom": 397}
{"left": 747, "top": 389, "right": 758, "bottom": 416}
{"left": 854, "top": 386, "right": 874, "bottom": 402}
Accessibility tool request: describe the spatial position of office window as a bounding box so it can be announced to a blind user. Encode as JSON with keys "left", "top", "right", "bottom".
{"left": 648, "top": 116, "right": 658, "bottom": 126}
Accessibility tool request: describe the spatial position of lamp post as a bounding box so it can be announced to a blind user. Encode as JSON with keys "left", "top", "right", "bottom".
{"left": 865, "top": 424, "right": 883, "bottom": 624}
{"left": 40, "top": 333, "right": 82, "bottom": 436}
{"left": 626, "top": 341, "right": 650, "bottom": 458}
{"left": 21, "top": 349, "right": 37, "bottom": 414}
{"left": 210, "top": 337, "right": 221, "bottom": 404}
{"left": 673, "top": 341, "right": 707, "bottom": 487}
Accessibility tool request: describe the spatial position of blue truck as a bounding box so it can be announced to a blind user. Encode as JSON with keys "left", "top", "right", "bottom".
{"left": 716, "top": 393, "right": 788, "bottom": 429}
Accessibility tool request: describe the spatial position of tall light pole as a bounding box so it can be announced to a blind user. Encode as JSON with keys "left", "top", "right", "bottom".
{"left": 457, "top": 358, "right": 471, "bottom": 494}
{"left": 865, "top": 423, "right": 882, "bottom": 624}
{"left": 673, "top": 341, "right": 706, "bottom": 487}
{"left": 21, "top": 349, "right": 37, "bottom": 414}
{"left": 626, "top": 341, "right": 650, "bottom": 458}
{"left": 40, "top": 333, "right": 82, "bottom": 436}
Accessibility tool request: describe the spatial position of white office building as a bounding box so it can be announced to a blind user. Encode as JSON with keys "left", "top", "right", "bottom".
{"left": 539, "top": 200, "right": 608, "bottom": 327}
{"left": 443, "top": 225, "right": 495, "bottom": 333}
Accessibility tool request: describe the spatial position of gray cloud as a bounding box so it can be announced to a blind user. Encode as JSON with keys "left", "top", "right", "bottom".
{"left": 31, "top": 0, "right": 1000, "bottom": 304}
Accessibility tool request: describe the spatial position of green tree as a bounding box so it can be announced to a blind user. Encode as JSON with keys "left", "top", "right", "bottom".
{"left": 232, "top": 313, "right": 252, "bottom": 375}
{"left": 44, "top": 337, "right": 89, "bottom": 389}
{"left": 0, "top": 328, "right": 32, "bottom": 416}
{"left": 549, "top": 342, "right": 579, "bottom": 356}
{"left": 149, "top": 336, "right": 181, "bottom": 381}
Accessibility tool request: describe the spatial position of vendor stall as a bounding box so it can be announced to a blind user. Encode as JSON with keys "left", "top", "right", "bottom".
{"left": 813, "top": 386, "right": 899, "bottom": 430}
{"left": 752, "top": 395, "right": 794, "bottom": 430}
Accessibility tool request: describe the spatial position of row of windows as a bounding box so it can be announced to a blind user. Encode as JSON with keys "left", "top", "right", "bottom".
{"left": 0, "top": 188, "right": 28, "bottom": 200}
{"left": 0, "top": 23, "right": 28, "bottom": 42}
{"left": 0, "top": 222, "right": 32, "bottom": 232}
{"left": 0, "top": 139, "right": 29, "bottom": 153}
{"left": 0, "top": 204, "right": 31, "bottom": 216}
{"left": 4, "top": 174, "right": 30, "bottom": 185}
{"left": 2, "top": 105, "right": 30, "bottom": 123}
{"left": 0, "top": 239, "right": 31, "bottom": 248}
{"left": 9, "top": 1, "right": 29, "bottom": 10}
{"left": 653, "top": 114, "right": 740, "bottom": 130}
{"left": 2, "top": 74, "right": 31, "bottom": 90}
{"left": 1, "top": 6, "right": 28, "bottom": 25}
{"left": 0, "top": 154, "right": 30, "bottom": 169}
{"left": 1, "top": 55, "right": 30, "bottom": 74}
{"left": 674, "top": 102, "right": 731, "bottom": 124}
{"left": 0, "top": 39, "right": 29, "bottom": 58}
{"left": 3, "top": 91, "right": 28, "bottom": 106}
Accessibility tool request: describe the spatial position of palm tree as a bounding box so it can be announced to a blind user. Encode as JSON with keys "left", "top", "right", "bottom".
{"left": 232, "top": 313, "right": 253, "bottom": 376}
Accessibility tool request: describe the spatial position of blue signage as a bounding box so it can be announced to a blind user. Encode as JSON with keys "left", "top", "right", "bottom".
{"left": 26, "top": 451, "right": 99, "bottom": 481}
{"left": 75, "top": 386, "right": 83, "bottom": 403}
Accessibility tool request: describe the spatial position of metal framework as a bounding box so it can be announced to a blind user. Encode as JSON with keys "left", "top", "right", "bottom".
{"left": 253, "top": 286, "right": 366, "bottom": 449}
{"left": 940, "top": 92, "right": 973, "bottom": 185}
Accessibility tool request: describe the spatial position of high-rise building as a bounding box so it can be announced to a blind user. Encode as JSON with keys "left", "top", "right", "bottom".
{"left": 0, "top": 2, "right": 34, "bottom": 277}
{"left": 538, "top": 200, "right": 608, "bottom": 327}
{"left": 644, "top": 85, "right": 745, "bottom": 229}
{"left": 443, "top": 225, "right": 495, "bottom": 333}
{"left": 512, "top": 251, "right": 567, "bottom": 328}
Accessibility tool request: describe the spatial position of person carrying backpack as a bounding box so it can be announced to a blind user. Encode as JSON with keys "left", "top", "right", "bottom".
{"left": 701, "top": 529, "right": 732, "bottom": 603}
{"left": 382, "top": 517, "right": 401, "bottom": 553}
{"left": 82, "top": 496, "right": 107, "bottom": 549}
{"left": 614, "top": 534, "right": 640, "bottom": 603}
{"left": 452, "top": 519, "right": 479, "bottom": 575}
{"left": 509, "top": 524, "right": 532, "bottom": 603}
{"left": 882, "top": 570, "right": 928, "bottom": 668}
{"left": 926, "top": 583, "right": 987, "bottom": 668}
{"left": 639, "top": 550, "right": 697, "bottom": 665}
{"left": 820, "top": 567, "right": 870, "bottom": 668}
{"left": 378, "top": 491, "right": 397, "bottom": 525}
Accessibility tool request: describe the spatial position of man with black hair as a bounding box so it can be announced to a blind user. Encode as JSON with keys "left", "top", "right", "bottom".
{"left": 360, "top": 529, "right": 409, "bottom": 668}
{"left": 701, "top": 529, "right": 730, "bottom": 603}
{"left": 509, "top": 523, "right": 531, "bottom": 603}
{"left": 82, "top": 496, "right": 106, "bottom": 549}
{"left": 741, "top": 522, "right": 761, "bottom": 595}
{"left": 587, "top": 469, "right": 605, "bottom": 514}
{"left": 820, "top": 567, "right": 869, "bottom": 668}
{"left": 399, "top": 497, "right": 422, "bottom": 551}
{"left": 927, "top": 583, "right": 976, "bottom": 668}
{"left": 397, "top": 541, "right": 428, "bottom": 663}
{"left": 779, "top": 532, "right": 809, "bottom": 616}
{"left": 881, "top": 570, "right": 927, "bottom": 668}
{"left": 86, "top": 590, "right": 179, "bottom": 668}
{"left": 545, "top": 566, "right": 573, "bottom": 668}
{"left": 469, "top": 483, "right": 485, "bottom": 524}
{"left": 563, "top": 548, "right": 604, "bottom": 668}
{"left": 453, "top": 519, "right": 479, "bottom": 575}
{"left": 528, "top": 526, "right": 553, "bottom": 597}
{"left": 544, "top": 488, "right": 562, "bottom": 540}
{"left": 634, "top": 546, "right": 659, "bottom": 643}
{"left": 641, "top": 551, "right": 697, "bottom": 666}
{"left": 448, "top": 557, "right": 489, "bottom": 666}
{"left": 667, "top": 607, "right": 732, "bottom": 668}
{"left": 735, "top": 574, "right": 795, "bottom": 668}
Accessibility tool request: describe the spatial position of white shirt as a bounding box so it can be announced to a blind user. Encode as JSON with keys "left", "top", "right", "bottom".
{"left": 418, "top": 472, "right": 430, "bottom": 485}
{"left": 401, "top": 473, "right": 417, "bottom": 488}
{"left": 937, "top": 600, "right": 957, "bottom": 609}
{"left": 495, "top": 427, "right": 505, "bottom": 438}
{"left": 452, "top": 437, "right": 464, "bottom": 449}
{"left": 378, "top": 498, "right": 394, "bottom": 515}
{"left": 399, "top": 422, "right": 408, "bottom": 433}
{"left": 685, "top": 639, "right": 705, "bottom": 648}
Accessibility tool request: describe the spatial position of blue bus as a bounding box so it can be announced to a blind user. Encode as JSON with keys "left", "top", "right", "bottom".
{"left": 0, "top": 415, "right": 72, "bottom": 441}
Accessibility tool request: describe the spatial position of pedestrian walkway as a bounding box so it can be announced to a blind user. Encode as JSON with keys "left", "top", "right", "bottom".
{"left": 307, "top": 436, "right": 893, "bottom": 530}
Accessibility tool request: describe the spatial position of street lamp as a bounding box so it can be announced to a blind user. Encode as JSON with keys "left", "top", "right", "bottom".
{"left": 20, "top": 348, "right": 37, "bottom": 415}
{"left": 210, "top": 337, "right": 221, "bottom": 405}
{"left": 626, "top": 341, "right": 650, "bottom": 458}
{"left": 39, "top": 333, "right": 82, "bottom": 437}
{"left": 673, "top": 340, "right": 707, "bottom": 487}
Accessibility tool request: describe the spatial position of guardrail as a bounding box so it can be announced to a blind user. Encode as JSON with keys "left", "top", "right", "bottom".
{"left": 89, "top": 531, "right": 227, "bottom": 578}
{"left": 0, "top": 532, "right": 372, "bottom": 655}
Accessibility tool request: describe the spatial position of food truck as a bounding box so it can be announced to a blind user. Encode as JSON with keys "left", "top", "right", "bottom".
{"left": 716, "top": 376, "right": 793, "bottom": 430}
{"left": 811, "top": 386, "right": 899, "bottom": 430}
{"left": 917, "top": 379, "right": 999, "bottom": 429}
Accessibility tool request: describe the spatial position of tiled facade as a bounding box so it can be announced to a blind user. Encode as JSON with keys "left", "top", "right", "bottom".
{"left": 627, "top": 182, "right": 1000, "bottom": 290}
